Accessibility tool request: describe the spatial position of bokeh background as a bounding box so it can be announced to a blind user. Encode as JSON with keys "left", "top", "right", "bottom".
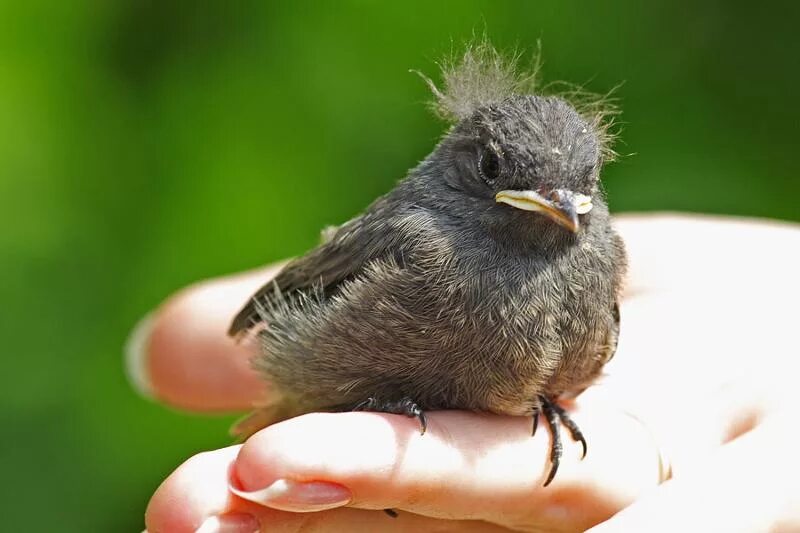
{"left": 1, "top": 1, "right": 797, "bottom": 531}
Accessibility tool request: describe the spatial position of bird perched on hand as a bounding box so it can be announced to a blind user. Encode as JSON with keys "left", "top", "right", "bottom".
{"left": 229, "top": 42, "right": 627, "bottom": 486}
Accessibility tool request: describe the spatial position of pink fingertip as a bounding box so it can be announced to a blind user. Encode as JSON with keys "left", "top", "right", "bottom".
{"left": 230, "top": 478, "right": 352, "bottom": 513}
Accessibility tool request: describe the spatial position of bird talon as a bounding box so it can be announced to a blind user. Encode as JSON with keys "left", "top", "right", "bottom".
{"left": 353, "top": 397, "right": 427, "bottom": 435}
{"left": 417, "top": 409, "right": 427, "bottom": 435}
{"left": 536, "top": 396, "right": 586, "bottom": 486}
{"left": 578, "top": 435, "right": 588, "bottom": 460}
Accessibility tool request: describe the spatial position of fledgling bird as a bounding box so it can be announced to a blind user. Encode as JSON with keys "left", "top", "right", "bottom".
{"left": 229, "top": 43, "right": 627, "bottom": 486}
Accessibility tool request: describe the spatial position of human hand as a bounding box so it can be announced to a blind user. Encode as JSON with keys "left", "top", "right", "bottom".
{"left": 132, "top": 214, "right": 800, "bottom": 532}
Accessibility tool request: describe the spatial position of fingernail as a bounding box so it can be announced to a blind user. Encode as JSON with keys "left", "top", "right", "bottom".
{"left": 196, "top": 513, "right": 260, "bottom": 533}
{"left": 124, "top": 312, "right": 156, "bottom": 399}
{"left": 230, "top": 478, "right": 352, "bottom": 512}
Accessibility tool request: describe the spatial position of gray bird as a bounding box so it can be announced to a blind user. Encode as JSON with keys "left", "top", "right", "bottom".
{"left": 229, "top": 44, "right": 627, "bottom": 486}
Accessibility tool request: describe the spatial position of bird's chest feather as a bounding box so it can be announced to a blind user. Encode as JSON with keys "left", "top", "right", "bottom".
{"left": 381, "top": 226, "right": 609, "bottom": 406}
{"left": 404, "top": 225, "right": 601, "bottom": 345}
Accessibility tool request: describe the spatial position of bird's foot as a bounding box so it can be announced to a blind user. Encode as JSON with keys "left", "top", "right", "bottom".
{"left": 532, "top": 395, "right": 588, "bottom": 487}
{"left": 353, "top": 397, "right": 427, "bottom": 435}
{"left": 352, "top": 397, "right": 426, "bottom": 519}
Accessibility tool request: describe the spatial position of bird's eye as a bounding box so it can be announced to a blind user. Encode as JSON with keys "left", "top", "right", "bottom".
{"left": 479, "top": 147, "right": 501, "bottom": 183}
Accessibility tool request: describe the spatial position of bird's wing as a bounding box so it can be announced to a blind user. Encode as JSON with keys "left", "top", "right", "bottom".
{"left": 228, "top": 203, "right": 403, "bottom": 337}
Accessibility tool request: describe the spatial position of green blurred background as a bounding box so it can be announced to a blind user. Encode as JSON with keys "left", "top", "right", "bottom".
{"left": 1, "top": 1, "right": 797, "bottom": 531}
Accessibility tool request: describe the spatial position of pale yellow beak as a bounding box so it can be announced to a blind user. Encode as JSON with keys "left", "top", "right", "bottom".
{"left": 495, "top": 189, "right": 593, "bottom": 232}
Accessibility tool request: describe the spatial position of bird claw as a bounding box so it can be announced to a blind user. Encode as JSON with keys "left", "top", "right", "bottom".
{"left": 353, "top": 397, "right": 427, "bottom": 435}
{"left": 536, "top": 396, "right": 588, "bottom": 487}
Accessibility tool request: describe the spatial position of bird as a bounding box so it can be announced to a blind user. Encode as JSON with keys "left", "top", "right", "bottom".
{"left": 228, "top": 42, "right": 627, "bottom": 487}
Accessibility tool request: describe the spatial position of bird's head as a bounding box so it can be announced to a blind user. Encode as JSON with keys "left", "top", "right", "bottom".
{"left": 446, "top": 95, "right": 600, "bottom": 233}
{"left": 413, "top": 41, "right": 618, "bottom": 238}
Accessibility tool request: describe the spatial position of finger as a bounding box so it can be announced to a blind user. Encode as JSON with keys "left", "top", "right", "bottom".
{"left": 126, "top": 264, "right": 284, "bottom": 412}
{"left": 231, "top": 403, "right": 664, "bottom": 532}
{"left": 587, "top": 412, "right": 800, "bottom": 533}
{"left": 145, "top": 444, "right": 515, "bottom": 533}
{"left": 613, "top": 213, "right": 800, "bottom": 297}
{"left": 145, "top": 445, "right": 253, "bottom": 533}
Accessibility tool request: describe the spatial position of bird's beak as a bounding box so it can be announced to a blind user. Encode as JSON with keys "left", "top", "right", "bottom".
{"left": 495, "top": 189, "right": 593, "bottom": 233}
